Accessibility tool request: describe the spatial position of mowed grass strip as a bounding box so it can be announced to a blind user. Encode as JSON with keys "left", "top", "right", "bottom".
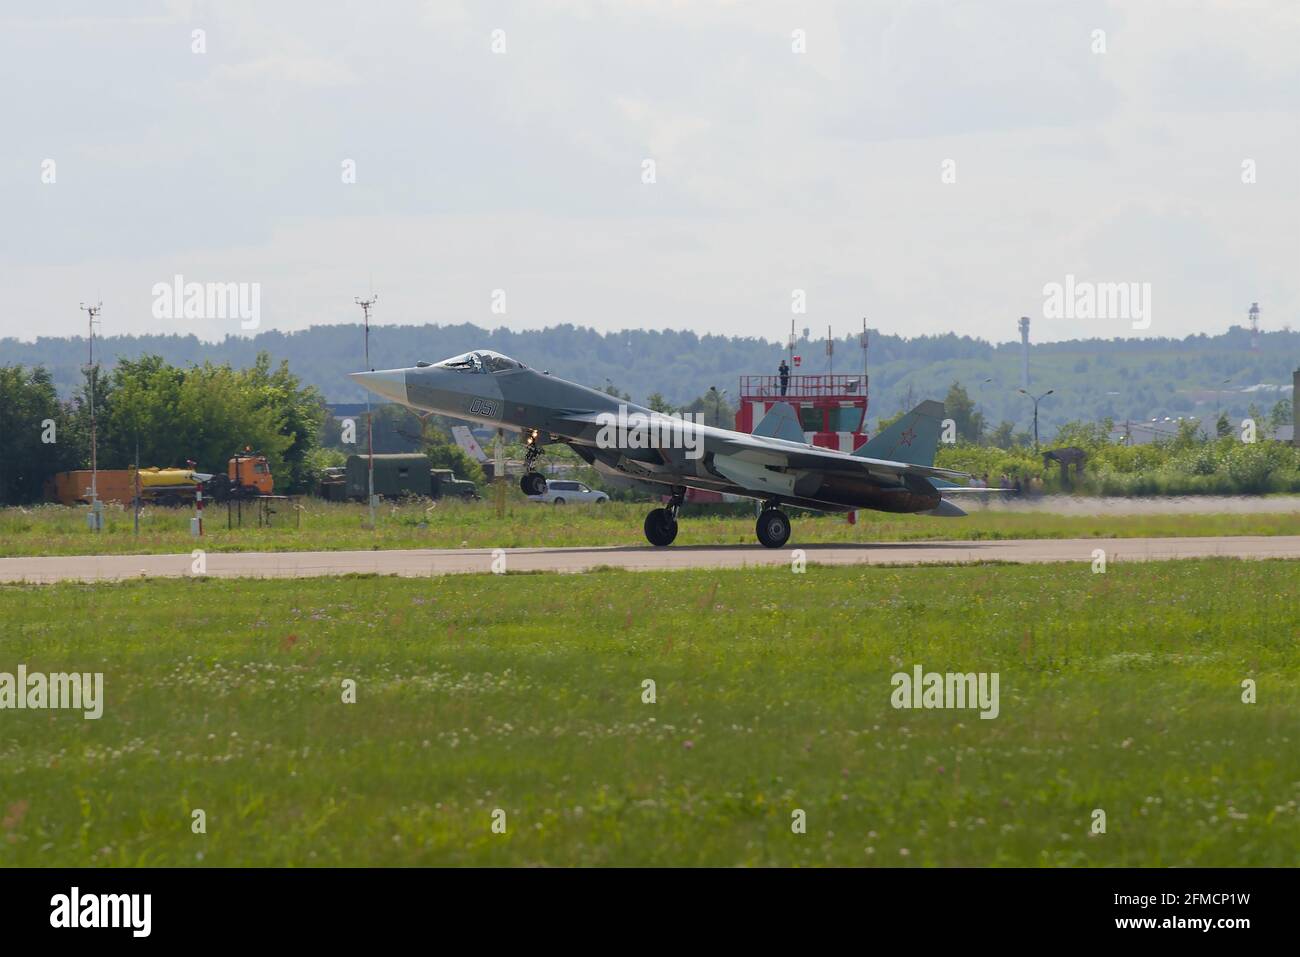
{"left": 3, "top": 499, "right": 1300, "bottom": 556}
{"left": 0, "top": 559, "right": 1297, "bottom": 866}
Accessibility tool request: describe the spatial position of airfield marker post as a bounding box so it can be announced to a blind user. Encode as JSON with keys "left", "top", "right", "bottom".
{"left": 191, "top": 487, "right": 204, "bottom": 537}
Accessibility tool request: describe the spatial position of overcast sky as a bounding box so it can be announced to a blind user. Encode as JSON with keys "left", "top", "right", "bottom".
{"left": 2, "top": 0, "right": 1297, "bottom": 346}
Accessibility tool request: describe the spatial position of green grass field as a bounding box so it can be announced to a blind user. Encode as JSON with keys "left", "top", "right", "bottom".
{"left": 3, "top": 498, "right": 1300, "bottom": 557}
{"left": 1, "top": 559, "right": 1296, "bottom": 866}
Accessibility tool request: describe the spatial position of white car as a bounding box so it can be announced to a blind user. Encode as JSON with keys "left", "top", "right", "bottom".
{"left": 528, "top": 480, "right": 609, "bottom": 505}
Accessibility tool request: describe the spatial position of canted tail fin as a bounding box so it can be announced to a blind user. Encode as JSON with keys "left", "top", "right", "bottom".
{"left": 751, "top": 402, "right": 807, "bottom": 444}
{"left": 854, "top": 400, "right": 945, "bottom": 466}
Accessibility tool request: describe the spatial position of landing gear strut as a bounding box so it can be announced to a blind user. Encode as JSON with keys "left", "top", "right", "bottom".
{"left": 755, "top": 503, "right": 791, "bottom": 549}
{"left": 643, "top": 486, "right": 686, "bottom": 547}
{"left": 519, "top": 431, "right": 547, "bottom": 496}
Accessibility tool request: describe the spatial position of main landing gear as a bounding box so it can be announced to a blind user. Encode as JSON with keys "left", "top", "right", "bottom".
{"left": 755, "top": 503, "right": 791, "bottom": 549}
{"left": 643, "top": 492, "right": 793, "bottom": 549}
{"left": 643, "top": 486, "right": 686, "bottom": 547}
{"left": 519, "top": 431, "right": 547, "bottom": 496}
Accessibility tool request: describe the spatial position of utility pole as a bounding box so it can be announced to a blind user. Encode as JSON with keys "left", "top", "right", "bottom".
{"left": 80, "top": 300, "right": 103, "bottom": 531}
{"left": 1018, "top": 388, "right": 1054, "bottom": 453}
{"left": 355, "top": 294, "right": 379, "bottom": 530}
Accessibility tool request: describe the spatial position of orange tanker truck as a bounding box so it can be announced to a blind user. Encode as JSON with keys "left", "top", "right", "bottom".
{"left": 47, "top": 466, "right": 213, "bottom": 507}
{"left": 47, "top": 450, "right": 274, "bottom": 506}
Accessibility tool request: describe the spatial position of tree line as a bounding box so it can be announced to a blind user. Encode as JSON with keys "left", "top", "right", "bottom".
{"left": 0, "top": 354, "right": 326, "bottom": 504}
{"left": 6, "top": 322, "right": 1296, "bottom": 438}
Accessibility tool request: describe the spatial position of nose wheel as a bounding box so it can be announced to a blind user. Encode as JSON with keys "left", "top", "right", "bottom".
{"left": 756, "top": 506, "right": 791, "bottom": 548}
{"left": 520, "top": 432, "right": 547, "bottom": 495}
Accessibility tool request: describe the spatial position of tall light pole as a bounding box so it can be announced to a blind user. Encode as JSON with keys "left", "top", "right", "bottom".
{"left": 80, "top": 300, "right": 102, "bottom": 530}
{"left": 976, "top": 376, "right": 993, "bottom": 435}
{"left": 1215, "top": 377, "right": 1231, "bottom": 424}
{"left": 1018, "top": 387, "right": 1053, "bottom": 453}
{"left": 708, "top": 386, "right": 728, "bottom": 428}
{"left": 355, "top": 294, "right": 379, "bottom": 529}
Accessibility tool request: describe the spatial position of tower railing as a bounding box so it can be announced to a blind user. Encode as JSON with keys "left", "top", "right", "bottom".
{"left": 739, "top": 374, "right": 867, "bottom": 399}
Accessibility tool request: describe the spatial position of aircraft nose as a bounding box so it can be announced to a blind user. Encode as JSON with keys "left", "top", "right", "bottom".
{"left": 349, "top": 368, "right": 409, "bottom": 405}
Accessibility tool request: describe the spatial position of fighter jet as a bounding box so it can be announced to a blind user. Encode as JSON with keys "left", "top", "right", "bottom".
{"left": 351, "top": 350, "right": 975, "bottom": 548}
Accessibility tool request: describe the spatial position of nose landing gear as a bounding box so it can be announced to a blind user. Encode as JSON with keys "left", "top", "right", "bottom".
{"left": 519, "top": 431, "right": 547, "bottom": 496}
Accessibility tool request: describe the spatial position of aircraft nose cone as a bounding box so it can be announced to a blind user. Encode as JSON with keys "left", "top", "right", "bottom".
{"left": 350, "top": 368, "right": 409, "bottom": 405}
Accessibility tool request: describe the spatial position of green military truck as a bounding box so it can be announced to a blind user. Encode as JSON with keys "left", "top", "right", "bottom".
{"left": 430, "top": 468, "right": 480, "bottom": 500}
{"left": 339, "top": 454, "right": 479, "bottom": 501}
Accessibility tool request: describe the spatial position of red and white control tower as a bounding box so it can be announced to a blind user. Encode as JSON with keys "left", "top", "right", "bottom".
{"left": 734, "top": 371, "right": 869, "bottom": 452}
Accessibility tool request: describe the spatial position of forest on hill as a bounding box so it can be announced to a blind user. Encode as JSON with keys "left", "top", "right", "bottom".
{"left": 4, "top": 323, "right": 1296, "bottom": 436}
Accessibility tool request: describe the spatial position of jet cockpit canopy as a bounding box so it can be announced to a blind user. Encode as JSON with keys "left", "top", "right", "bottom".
{"left": 435, "top": 351, "right": 526, "bottom": 373}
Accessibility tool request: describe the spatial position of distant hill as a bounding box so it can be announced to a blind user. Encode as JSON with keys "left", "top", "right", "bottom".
{"left": 4, "top": 324, "right": 1296, "bottom": 437}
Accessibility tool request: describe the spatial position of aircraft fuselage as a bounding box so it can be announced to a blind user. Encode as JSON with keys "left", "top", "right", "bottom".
{"left": 351, "top": 357, "right": 943, "bottom": 515}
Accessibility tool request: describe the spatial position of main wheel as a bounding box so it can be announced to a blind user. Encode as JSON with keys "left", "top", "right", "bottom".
{"left": 520, "top": 472, "right": 547, "bottom": 496}
{"left": 643, "top": 507, "right": 678, "bottom": 547}
{"left": 755, "top": 508, "right": 791, "bottom": 548}
{"left": 552, "top": 497, "right": 566, "bottom": 505}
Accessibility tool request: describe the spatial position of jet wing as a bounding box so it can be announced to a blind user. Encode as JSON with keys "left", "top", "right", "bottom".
{"left": 549, "top": 408, "right": 971, "bottom": 484}
{"left": 714, "top": 431, "right": 970, "bottom": 483}
{"left": 775, "top": 445, "right": 970, "bottom": 483}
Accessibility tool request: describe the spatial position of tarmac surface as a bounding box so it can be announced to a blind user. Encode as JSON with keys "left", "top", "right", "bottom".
{"left": 2, "top": 536, "right": 1298, "bottom": 583}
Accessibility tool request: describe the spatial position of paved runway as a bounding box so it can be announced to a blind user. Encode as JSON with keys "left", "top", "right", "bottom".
{"left": 2, "top": 536, "right": 1298, "bottom": 583}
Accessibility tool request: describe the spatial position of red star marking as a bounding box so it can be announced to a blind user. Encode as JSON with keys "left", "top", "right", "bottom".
{"left": 898, "top": 427, "right": 917, "bottom": 447}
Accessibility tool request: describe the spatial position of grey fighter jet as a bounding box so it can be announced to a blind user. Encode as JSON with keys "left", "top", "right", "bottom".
{"left": 351, "top": 350, "right": 975, "bottom": 548}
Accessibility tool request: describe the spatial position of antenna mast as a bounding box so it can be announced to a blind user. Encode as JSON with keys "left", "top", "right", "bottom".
{"left": 80, "top": 300, "right": 103, "bottom": 530}
{"left": 355, "top": 293, "right": 379, "bottom": 530}
{"left": 860, "top": 318, "right": 868, "bottom": 382}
